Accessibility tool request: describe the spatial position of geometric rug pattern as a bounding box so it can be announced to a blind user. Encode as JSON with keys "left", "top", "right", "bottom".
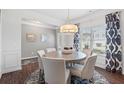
{"left": 25, "top": 69, "right": 110, "bottom": 84}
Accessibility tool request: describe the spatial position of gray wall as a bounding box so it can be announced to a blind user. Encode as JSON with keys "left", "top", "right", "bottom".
{"left": 21, "top": 24, "right": 56, "bottom": 58}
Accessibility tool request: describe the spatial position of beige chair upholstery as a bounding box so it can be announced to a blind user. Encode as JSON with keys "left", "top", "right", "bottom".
{"left": 79, "top": 48, "right": 92, "bottom": 65}
{"left": 42, "top": 57, "right": 70, "bottom": 84}
{"left": 37, "top": 50, "right": 45, "bottom": 70}
{"left": 83, "top": 48, "right": 92, "bottom": 57}
{"left": 70, "top": 55, "right": 97, "bottom": 80}
{"left": 46, "top": 48, "right": 56, "bottom": 53}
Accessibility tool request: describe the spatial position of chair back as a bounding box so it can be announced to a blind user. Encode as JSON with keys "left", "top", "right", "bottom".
{"left": 79, "top": 49, "right": 92, "bottom": 65}
{"left": 81, "top": 55, "right": 97, "bottom": 79}
{"left": 83, "top": 48, "right": 92, "bottom": 57}
{"left": 37, "top": 50, "right": 45, "bottom": 70}
{"left": 46, "top": 48, "right": 56, "bottom": 53}
{"left": 42, "top": 57, "right": 66, "bottom": 84}
{"left": 37, "top": 50, "right": 45, "bottom": 58}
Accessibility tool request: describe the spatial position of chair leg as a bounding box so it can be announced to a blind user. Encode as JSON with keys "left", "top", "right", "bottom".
{"left": 66, "top": 62, "right": 73, "bottom": 68}
{"left": 89, "top": 77, "right": 94, "bottom": 83}
{"left": 39, "top": 69, "right": 45, "bottom": 84}
{"left": 67, "top": 74, "right": 71, "bottom": 84}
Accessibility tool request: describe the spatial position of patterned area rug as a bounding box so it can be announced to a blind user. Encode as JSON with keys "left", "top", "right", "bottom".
{"left": 25, "top": 69, "right": 109, "bottom": 84}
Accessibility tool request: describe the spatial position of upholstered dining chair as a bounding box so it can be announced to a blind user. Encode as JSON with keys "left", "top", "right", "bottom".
{"left": 46, "top": 48, "right": 56, "bottom": 53}
{"left": 83, "top": 48, "right": 92, "bottom": 57}
{"left": 42, "top": 57, "right": 70, "bottom": 84}
{"left": 37, "top": 50, "right": 45, "bottom": 70}
{"left": 79, "top": 48, "right": 93, "bottom": 65}
{"left": 70, "top": 55, "right": 97, "bottom": 81}
{"left": 37, "top": 50, "right": 46, "bottom": 83}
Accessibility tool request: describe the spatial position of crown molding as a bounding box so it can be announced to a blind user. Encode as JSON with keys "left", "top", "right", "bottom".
{"left": 22, "top": 20, "right": 56, "bottom": 30}
{"left": 70, "top": 9, "right": 122, "bottom": 24}
{"left": 28, "top": 10, "right": 65, "bottom": 26}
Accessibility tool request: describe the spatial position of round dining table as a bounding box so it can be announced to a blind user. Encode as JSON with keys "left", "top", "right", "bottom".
{"left": 44, "top": 51, "right": 87, "bottom": 62}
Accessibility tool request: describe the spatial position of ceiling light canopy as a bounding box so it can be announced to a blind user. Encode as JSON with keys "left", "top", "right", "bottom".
{"left": 60, "top": 9, "right": 78, "bottom": 33}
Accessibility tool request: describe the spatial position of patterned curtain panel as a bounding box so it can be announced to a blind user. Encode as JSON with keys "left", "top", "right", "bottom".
{"left": 73, "top": 26, "right": 80, "bottom": 51}
{"left": 105, "top": 12, "right": 122, "bottom": 73}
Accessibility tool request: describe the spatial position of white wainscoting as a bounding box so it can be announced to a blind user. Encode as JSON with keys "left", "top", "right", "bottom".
{"left": 2, "top": 49, "right": 22, "bottom": 73}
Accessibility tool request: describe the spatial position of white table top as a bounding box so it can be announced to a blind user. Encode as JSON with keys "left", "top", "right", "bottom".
{"left": 44, "top": 51, "right": 87, "bottom": 61}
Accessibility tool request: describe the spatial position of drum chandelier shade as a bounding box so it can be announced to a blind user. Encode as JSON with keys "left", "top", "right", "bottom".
{"left": 60, "top": 9, "right": 78, "bottom": 33}
{"left": 60, "top": 24, "right": 78, "bottom": 33}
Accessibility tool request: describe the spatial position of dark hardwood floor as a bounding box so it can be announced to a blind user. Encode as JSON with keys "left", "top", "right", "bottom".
{"left": 0, "top": 62, "right": 124, "bottom": 84}
{"left": 0, "top": 62, "right": 39, "bottom": 84}
{"left": 95, "top": 67, "right": 124, "bottom": 84}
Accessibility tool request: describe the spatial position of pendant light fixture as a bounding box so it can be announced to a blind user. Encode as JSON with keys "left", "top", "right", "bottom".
{"left": 60, "top": 9, "right": 78, "bottom": 33}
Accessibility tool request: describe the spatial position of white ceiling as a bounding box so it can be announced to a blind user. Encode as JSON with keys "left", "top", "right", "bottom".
{"left": 22, "top": 9, "right": 120, "bottom": 29}
{"left": 22, "top": 9, "right": 100, "bottom": 29}
{"left": 33, "top": 9, "right": 97, "bottom": 21}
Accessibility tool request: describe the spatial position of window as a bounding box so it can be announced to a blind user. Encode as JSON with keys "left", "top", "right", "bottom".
{"left": 80, "top": 28, "right": 92, "bottom": 50}
{"left": 80, "top": 25, "right": 106, "bottom": 54}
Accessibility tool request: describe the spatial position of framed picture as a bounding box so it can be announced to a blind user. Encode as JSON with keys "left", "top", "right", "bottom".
{"left": 40, "top": 34, "right": 47, "bottom": 42}
{"left": 26, "top": 32, "right": 37, "bottom": 42}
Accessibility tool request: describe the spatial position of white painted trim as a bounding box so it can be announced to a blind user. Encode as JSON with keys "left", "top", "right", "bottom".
{"left": 21, "top": 56, "right": 38, "bottom": 60}
{"left": 0, "top": 49, "right": 2, "bottom": 78}
{"left": 30, "top": 10, "right": 65, "bottom": 25}
{"left": 22, "top": 21, "right": 56, "bottom": 30}
{"left": 2, "top": 49, "right": 22, "bottom": 74}
{"left": 71, "top": 9, "right": 122, "bottom": 24}
{"left": 0, "top": 11, "right": 2, "bottom": 78}
{"left": 21, "top": 10, "right": 65, "bottom": 26}
{"left": 2, "top": 65, "right": 21, "bottom": 74}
